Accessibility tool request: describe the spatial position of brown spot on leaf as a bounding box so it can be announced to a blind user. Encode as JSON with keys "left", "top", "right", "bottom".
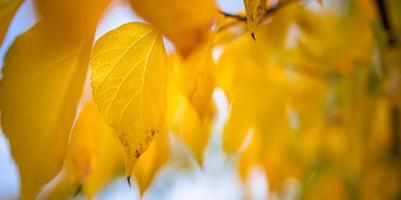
{"left": 118, "top": 135, "right": 129, "bottom": 148}
{"left": 135, "top": 148, "right": 142, "bottom": 158}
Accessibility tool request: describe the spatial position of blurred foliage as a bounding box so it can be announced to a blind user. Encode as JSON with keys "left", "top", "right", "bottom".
{"left": 0, "top": 0, "right": 400, "bottom": 199}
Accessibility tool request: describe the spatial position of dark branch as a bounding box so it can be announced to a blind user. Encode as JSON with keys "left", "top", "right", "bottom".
{"left": 219, "top": 10, "right": 247, "bottom": 21}
{"left": 127, "top": 176, "right": 131, "bottom": 187}
{"left": 375, "top": 0, "right": 401, "bottom": 158}
{"left": 375, "top": 0, "right": 397, "bottom": 46}
{"left": 73, "top": 184, "right": 82, "bottom": 197}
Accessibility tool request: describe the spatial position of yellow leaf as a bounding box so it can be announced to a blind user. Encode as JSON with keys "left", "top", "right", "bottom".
{"left": 133, "top": 129, "right": 169, "bottom": 195}
{"left": 91, "top": 22, "right": 167, "bottom": 178}
{"left": 0, "top": 0, "right": 23, "bottom": 47}
{"left": 34, "top": 0, "right": 110, "bottom": 41}
{"left": 81, "top": 104, "right": 124, "bottom": 198}
{"left": 42, "top": 102, "right": 124, "bottom": 199}
{"left": 130, "top": 0, "right": 217, "bottom": 57}
{"left": 0, "top": 24, "right": 93, "bottom": 200}
{"left": 217, "top": 22, "right": 296, "bottom": 153}
{"left": 167, "top": 75, "right": 212, "bottom": 164}
{"left": 243, "top": 0, "right": 266, "bottom": 31}
{"left": 175, "top": 42, "right": 216, "bottom": 119}
{"left": 238, "top": 132, "right": 261, "bottom": 181}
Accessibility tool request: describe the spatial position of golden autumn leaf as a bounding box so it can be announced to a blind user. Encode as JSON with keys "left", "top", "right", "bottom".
{"left": 34, "top": 0, "right": 110, "bottom": 41}
{"left": 167, "top": 73, "right": 212, "bottom": 164}
{"left": 0, "top": 0, "right": 23, "bottom": 46}
{"left": 79, "top": 103, "right": 124, "bottom": 198}
{"left": 130, "top": 0, "right": 217, "bottom": 57}
{"left": 174, "top": 42, "right": 216, "bottom": 119}
{"left": 162, "top": 41, "right": 216, "bottom": 164}
{"left": 0, "top": 24, "right": 93, "bottom": 200}
{"left": 91, "top": 22, "right": 167, "bottom": 179}
{"left": 243, "top": 0, "right": 266, "bottom": 32}
{"left": 41, "top": 102, "right": 124, "bottom": 199}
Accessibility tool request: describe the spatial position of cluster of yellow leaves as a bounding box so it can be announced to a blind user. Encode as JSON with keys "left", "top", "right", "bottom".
{"left": 0, "top": 0, "right": 217, "bottom": 198}
{"left": 0, "top": 0, "right": 109, "bottom": 197}
{"left": 1, "top": 0, "right": 401, "bottom": 199}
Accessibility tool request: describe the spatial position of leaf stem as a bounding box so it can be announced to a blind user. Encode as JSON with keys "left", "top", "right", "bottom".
{"left": 219, "top": 11, "right": 247, "bottom": 21}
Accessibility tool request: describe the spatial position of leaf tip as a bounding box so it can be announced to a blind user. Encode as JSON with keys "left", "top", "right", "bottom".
{"left": 251, "top": 32, "right": 256, "bottom": 41}
{"left": 74, "top": 184, "right": 82, "bottom": 197}
{"left": 127, "top": 176, "right": 131, "bottom": 187}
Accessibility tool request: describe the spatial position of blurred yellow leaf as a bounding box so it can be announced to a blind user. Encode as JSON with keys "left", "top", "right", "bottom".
{"left": 42, "top": 102, "right": 124, "bottom": 199}
{"left": 80, "top": 103, "right": 124, "bottom": 198}
{"left": 91, "top": 22, "right": 167, "bottom": 178}
{"left": 167, "top": 73, "right": 212, "bottom": 163}
{"left": 175, "top": 42, "right": 216, "bottom": 119}
{"left": 292, "top": 6, "right": 373, "bottom": 74}
{"left": 34, "top": 0, "right": 110, "bottom": 41}
{"left": 130, "top": 0, "right": 217, "bottom": 57}
{"left": 0, "top": 0, "right": 23, "bottom": 46}
{"left": 0, "top": 24, "right": 93, "bottom": 199}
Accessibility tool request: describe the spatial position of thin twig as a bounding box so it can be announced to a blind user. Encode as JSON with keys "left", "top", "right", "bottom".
{"left": 263, "top": 0, "right": 298, "bottom": 17}
{"left": 220, "top": 11, "right": 247, "bottom": 21}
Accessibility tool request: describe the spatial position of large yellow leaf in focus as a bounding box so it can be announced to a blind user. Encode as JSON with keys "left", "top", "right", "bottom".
{"left": 0, "top": 0, "right": 23, "bottom": 47}
{"left": 91, "top": 22, "right": 167, "bottom": 178}
{"left": 133, "top": 129, "right": 169, "bottom": 195}
{"left": 42, "top": 102, "right": 124, "bottom": 199}
{"left": 130, "top": 0, "right": 217, "bottom": 57}
{"left": 0, "top": 24, "right": 92, "bottom": 200}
